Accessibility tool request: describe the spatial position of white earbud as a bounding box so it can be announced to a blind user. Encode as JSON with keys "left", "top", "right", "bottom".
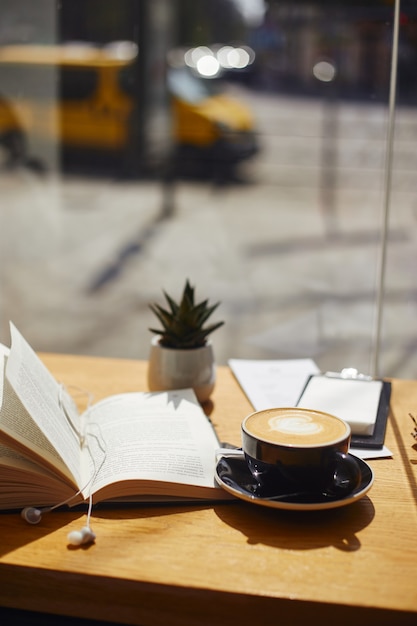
{"left": 21, "top": 506, "right": 42, "bottom": 524}
{"left": 67, "top": 526, "right": 96, "bottom": 546}
{"left": 22, "top": 507, "right": 96, "bottom": 546}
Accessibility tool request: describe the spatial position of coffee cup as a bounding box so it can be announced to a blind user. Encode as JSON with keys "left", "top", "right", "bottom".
{"left": 241, "top": 407, "right": 361, "bottom": 497}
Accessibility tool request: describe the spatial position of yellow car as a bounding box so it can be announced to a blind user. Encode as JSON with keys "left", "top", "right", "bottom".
{"left": 0, "top": 43, "right": 258, "bottom": 175}
{"left": 168, "top": 66, "right": 258, "bottom": 177}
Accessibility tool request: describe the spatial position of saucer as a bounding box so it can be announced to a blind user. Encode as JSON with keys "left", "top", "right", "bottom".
{"left": 215, "top": 454, "right": 374, "bottom": 511}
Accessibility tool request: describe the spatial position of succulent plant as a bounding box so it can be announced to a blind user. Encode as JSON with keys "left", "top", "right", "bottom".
{"left": 149, "top": 280, "right": 224, "bottom": 349}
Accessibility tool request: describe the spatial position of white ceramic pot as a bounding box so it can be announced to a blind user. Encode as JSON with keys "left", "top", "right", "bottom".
{"left": 147, "top": 336, "right": 216, "bottom": 403}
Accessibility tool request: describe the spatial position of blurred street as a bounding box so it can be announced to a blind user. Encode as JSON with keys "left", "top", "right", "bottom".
{"left": 1, "top": 88, "right": 417, "bottom": 379}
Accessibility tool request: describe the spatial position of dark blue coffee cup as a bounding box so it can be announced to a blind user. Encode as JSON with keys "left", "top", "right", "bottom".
{"left": 241, "top": 408, "right": 361, "bottom": 497}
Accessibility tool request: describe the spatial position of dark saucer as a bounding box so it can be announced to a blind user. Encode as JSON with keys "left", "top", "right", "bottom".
{"left": 215, "top": 454, "right": 374, "bottom": 511}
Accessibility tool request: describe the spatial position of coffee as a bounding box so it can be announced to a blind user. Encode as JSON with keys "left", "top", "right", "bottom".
{"left": 241, "top": 407, "right": 360, "bottom": 496}
{"left": 244, "top": 408, "right": 349, "bottom": 447}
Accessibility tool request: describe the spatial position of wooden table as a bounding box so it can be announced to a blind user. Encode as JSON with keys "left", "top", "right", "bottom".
{"left": 0, "top": 354, "right": 417, "bottom": 626}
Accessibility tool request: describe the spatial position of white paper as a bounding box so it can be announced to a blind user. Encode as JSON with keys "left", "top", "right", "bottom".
{"left": 296, "top": 375, "right": 382, "bottom": 435}
{"left": 229, "top": 358, "right": 320, "bottom": 410}
{"left": 350, "top": 445, "right": 392, "bottom": 460}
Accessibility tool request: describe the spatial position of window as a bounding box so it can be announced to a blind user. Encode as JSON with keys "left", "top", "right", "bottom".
{"left": 0, "top": 63, "right": 56, "bottom": 101}
{"left": 59, "top": 67, "right": 98, "bottom": 101}
{"left": 0, "top": 0, "right": 415, "bottom": 380}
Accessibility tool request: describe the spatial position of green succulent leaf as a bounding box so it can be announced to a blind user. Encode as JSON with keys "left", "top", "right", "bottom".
{"left": 149, "top": 280, "right": 224, "bottom": 349}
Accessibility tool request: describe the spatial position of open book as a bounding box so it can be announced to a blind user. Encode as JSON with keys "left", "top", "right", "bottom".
{"left": 0, "top": 323, "right": 229, "bottom": 511}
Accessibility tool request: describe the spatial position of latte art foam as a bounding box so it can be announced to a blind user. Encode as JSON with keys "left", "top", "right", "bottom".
{"left": 244, "top": 408, "right": 348, "bottom": 446}
{"left": 268, "top": 415, "right": 324, "bottom": 436}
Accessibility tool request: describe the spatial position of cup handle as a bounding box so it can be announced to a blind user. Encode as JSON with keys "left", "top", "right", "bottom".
{"left": 325, "top": 452, "right": 362, "bottom": 496}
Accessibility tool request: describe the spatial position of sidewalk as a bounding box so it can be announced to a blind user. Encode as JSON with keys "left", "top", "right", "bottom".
{"left": 1, "top": 92, "right": 416, "bottom": 379}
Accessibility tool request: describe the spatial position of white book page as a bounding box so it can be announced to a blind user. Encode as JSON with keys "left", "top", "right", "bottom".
{"left": 0, "top": 441, "right": 79, "bottom": 509}
{"left": 0, "top": 439, "right": 58, "bottom": 472}
{"left": 0, "top": 351, "right": 7, "bottom": 407}
{"left": 80, "top": 389, "right": 220, "bottom": 496}
{"left": 2, "top": 324, "right": 82, "bottom": 487}
{"left": 0, "top": 345, "right": 10, "bottom": 409}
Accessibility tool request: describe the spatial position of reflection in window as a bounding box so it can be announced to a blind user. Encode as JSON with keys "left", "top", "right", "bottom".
{"left": 59, "top": 68, "right": 98, "bottom": 101}
{"left": 167, "top": 67, "right": 221, "bottom": 104}
{"left": 0, "top": 63, "right": 55, "bottom": 100}
{"left": 0, "top": 0, "right": 415, "bottom": 381}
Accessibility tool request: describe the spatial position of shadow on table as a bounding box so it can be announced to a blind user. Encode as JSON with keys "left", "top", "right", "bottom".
{"left": 0, "top": 508, "right": 88, "bottom": 556}
{"left": 0, "top": 494, "right": 375, "bottom": 556}
{"left": 389, "top": 404, "right": 417, "bottom": 507}
{"left": 0, "top": 502, "right": 217, "bottom": 556}
{"left": 214, "top": 497, "right": 375, "bottom": 552}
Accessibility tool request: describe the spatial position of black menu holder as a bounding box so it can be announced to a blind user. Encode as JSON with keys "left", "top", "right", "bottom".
{"left": 350, "top": 380, "right": 391, "bottom": 449}
{"left": 296, "top": 370, "right": 391, "bottom": 450}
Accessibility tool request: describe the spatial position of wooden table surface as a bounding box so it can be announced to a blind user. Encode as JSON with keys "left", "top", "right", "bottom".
{"left": 0, "top": 353, "right": 417, "bottom": 626}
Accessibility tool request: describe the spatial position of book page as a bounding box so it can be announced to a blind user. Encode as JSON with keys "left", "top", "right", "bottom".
{"left": 79, "top": 389, "right": 222, "bottom": 499}
{"left": 0, "top": 439, "right": 66, "bottom": 475}
{"left": 0, "top": 324, "right": 82, "bottom": 487}
{"left": 0, "top": 344, "right": 9, "bottom": 407}
{"left": 0, "top": 441, "right": 79, "bottom": 509}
